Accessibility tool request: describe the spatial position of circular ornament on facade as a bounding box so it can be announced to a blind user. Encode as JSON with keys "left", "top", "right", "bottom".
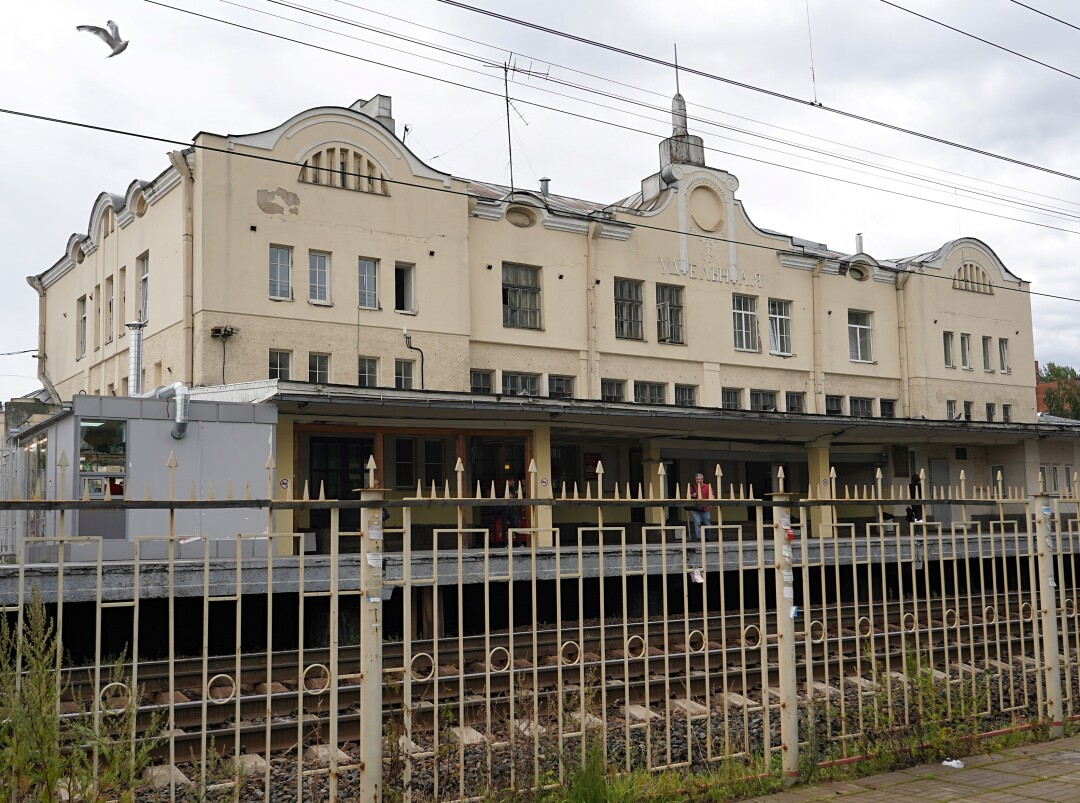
{"left": 688, "top": 184, "right": 724, "bottom": 233}
{"left": 505, "top": 206, "right": 537, "bottom": 228}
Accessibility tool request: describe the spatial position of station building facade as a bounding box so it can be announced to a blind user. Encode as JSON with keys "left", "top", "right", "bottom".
{"left": 24, "top": 93, "right": 1076, "bottom": 545}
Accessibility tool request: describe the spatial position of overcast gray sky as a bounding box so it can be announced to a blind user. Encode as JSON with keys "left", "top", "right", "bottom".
{"left": 3, "top": 0, "right": 1078, "bottom": 402}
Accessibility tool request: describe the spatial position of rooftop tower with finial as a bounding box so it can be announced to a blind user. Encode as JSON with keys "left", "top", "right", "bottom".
{"left": 660, "top": 44, "right": 705, "bottom": 176}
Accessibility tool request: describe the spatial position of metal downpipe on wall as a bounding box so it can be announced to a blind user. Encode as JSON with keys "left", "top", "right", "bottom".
{"left": 127, "top": 320, "right": 189, "bottom": 438}
{"left": 126, "top": 321, "right": 146, "bottom": 396}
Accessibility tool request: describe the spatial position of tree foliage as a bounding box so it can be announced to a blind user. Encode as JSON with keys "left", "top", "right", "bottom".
{"left": 1040, "top": 362, "right": 1080, "bottom": 419}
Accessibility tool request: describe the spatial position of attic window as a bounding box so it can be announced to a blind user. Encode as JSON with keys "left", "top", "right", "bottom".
{"left": 505, "top": 206, "right": 536, "bottom": 228}
{"left": 953, "top": 262, "right": 993, "bottom": 294}
{"left": 298, "top": 145, "right": 390, "bottom": 196}
{"left": 847, "top": 265, "right": 868, "bottom": 281}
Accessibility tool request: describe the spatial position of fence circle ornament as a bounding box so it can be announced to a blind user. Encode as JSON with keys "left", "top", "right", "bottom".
{"left": 488, "top": 646, "right": 511, "bottom": 673}
{"left": 688, "top": 629, "right": 706, "bottom": 654}
{"left": 301, "top": 664, "right": 331, "bottom": 696}
{"left": 944, "top": 609, "right": 958, "bottom": 628}
{"left": 410, "top": 652, "right": 435, "bottom": 682}
{"left": 207, "top": 673, "right": 237, "bottom": 705}
{"left": 984, "top": 605, "right": 998, "bottom": 623}
{"left": 902, "top": 612, "right": 917, "bottom": 632}
{"left": 560, "top": 640, "right": 581, "bottom": 666}
{"left": 810, "top": 620, "right": 826, "bottom": 643}
{"left": 626, "top": 634, "right": 646, "bottom": 660}
{"left": 857, "top": 616, "right": 873, "bottom": 637}
{"left": 1065, "top": 598, "right": 1075, "bottom": 617}
{"left": 99, "top": 681, "right": 131, "bottom": 714}
{"left": 1021, "top": 601, "right": 1034, "bottom": 622}
{"left": 742, "top": 624, "right": 761, "bottom": 649}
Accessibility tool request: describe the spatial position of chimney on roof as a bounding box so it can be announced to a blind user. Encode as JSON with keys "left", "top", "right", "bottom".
{"left": 856, "top": 233, "right": 864, "bottom": 253}
{"left": 350, "top": 95, "right": 396, "bottom": 137}
{"left": 539, "top": 177, "right": 550, "bottom": 197}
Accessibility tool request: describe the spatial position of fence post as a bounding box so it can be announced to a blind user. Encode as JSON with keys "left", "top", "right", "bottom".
{"left": 359, "top": 486, "right": 386, "bottom": 801}
{"left": 1034, "top": 493, "right": 1065, "bottom": 738}
{"left": 771, "top": 490, "right": 800, "bottom": 783}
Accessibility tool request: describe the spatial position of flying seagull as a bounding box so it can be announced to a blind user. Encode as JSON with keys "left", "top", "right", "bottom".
{"left": 76, "top": 20, "right": 129, "bottom": 57}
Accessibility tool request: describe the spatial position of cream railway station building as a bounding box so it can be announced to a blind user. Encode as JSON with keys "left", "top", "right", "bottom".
{"left": 20, "top": 92, "right": 1079, "bottom": 546}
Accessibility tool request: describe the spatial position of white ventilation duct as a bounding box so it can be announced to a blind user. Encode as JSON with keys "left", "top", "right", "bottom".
{"left": 125, "top": 321, "right": 146, "bottom": 396}
{"left": 141, "top": 381, "right": 191, "bottom": 439}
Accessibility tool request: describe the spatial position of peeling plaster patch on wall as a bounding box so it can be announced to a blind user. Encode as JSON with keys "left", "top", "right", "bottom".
{"left": 257, "top": 188, "right": 300, "bottom": 215}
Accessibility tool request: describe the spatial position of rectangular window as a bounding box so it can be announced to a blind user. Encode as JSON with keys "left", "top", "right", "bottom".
{"left": 424, "top": 440, "right": 445, "bottom": 485}
{"left": 674, "top": 384, "right": 697, "bottom": 407}
{"left": 77, "top": 296, "right": 87, "bottom": 358}
{"left": 768, "top": 299, "right": 792, "bottom": 355}
{"left": 879, "top": 399, "right": 896, "bottom": 418}
{"left": 117, "top": 266, "right": 126, "bottom": 337}
{"left": 1067, "top": 466, "right": 1074, "bottom": 495}
{"left": 358, "top": 258, "right": 378, "bottom": 309}
{"left": 982, "top": 336, "right": 993, "bottom": 371}
{"left": 732, "top": 294, "right": 759, "bottom": 351}
{"left": 269, "top": 349, "right": 290, "bottom": 380}
{"left": 395, "top": 437, "right": 414, "bottom": 489}
{"left": 93, "top": 284, "right": 101, "bottom": 350}
{"left": 309, "top": 251, "right": 330, "bottom": 302}
{"left": 960, "top": 333, "right": 971, "bottom": 369}
{"left": 104, "top": 276, "right": 114, "bottom": 343}
{"left": 1053, "top": 465, "right": 1061, "bottom": 493}
{"left": 614, "top": 278, "right": 644, "bottom": 340}
{"left": 395, "top": 263, "right": 415, "bottom": 313}
{"left": 357, "top": 357, "right": 377, "bottom": 388}
{"left": 138, "top": 253, "right": 150, "bottom": 321}
{"left": 946, "top": 399, "right": 957, "bottom": 419}
{"left": 718, "top": 388, "right": 739, "bottom": 410}
{"left": 1039, "top": 465, "right": 1048, "bottom": 493}
{"left": 991, "top": 465, "right": 1005, "bottom": 487}
{"left": 548, "top": 375, "right": 575, "bottom": 399}
{"left": 998, "top": 338, "right": 1010, "bottom": 373}
{"left": 308, "top": 353, "right": 330, "bottom": 383}
{"left": 656, "top": 284, "right": 685, "bottom": 344}
{"left": 848, "top": 310, "right": 873, "bottom": 362}
{"left": 826, "top": 395, "right": 844, "bottom": 416}
{"left": 268, "top": 246, "right": 291, "bottom": 300}
{"left": 502, "top": 372, "right": 540, "bottom": 396}
{"left": 850, "top": 397, "right": 873, "bottom": 418}
{"left": 1002, "top": 403, "right": 1012, "bottom": 423}
{"left": 963, "top": 401, "right": 973, "bottom": 421}
{"left": 470, "top": 369, "right": 493, "bottom": 395}
{"left": 786, "top": 392, "right": 805, "bottom": 413}
{"left": 601, "top": 379, "right": 625, "bottom": 402}
{"left": 749, "top": 390, "right": 777, "bottom": 412}
{"left": 395, "top": 359, "right": 414, "bottom": 390}
{"left": 634, "top": 381, "right": 666, "bottom": 405}
{"left": 985, "top": 402, "right": 996, "bottom": 421}
{"left": 502, "top": 263, "right": 542, "bottom": 329}
{"left": 943, "top": 331, "right": 954, "bottom": 367}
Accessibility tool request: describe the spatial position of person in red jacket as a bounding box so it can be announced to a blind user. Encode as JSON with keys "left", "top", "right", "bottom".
{"left": 689, "top": 472, "right": 714, "bottom": 540}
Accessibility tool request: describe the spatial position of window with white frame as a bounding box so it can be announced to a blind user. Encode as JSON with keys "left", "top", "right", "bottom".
{"left": 394, "top": 359, "right": 414, "bottom": 389}
{"left": 358, "top": 357, "right": 377, "bottom": 388}
{"left": 826, "top": 395, "right": 844, "bottom": 416}
{"left": 998, "top": 338, "right": 1010, "bottom": 373}
{"left": 77, "top": 296, "right": 87, "bottom": 358}
{"left": 634, "top": 381, "right": 666, "bottom": 404}
{"left": 502, "top": 263, "right": 542, "bottom": 329}
{"left": 1002, "top": 403, "right": 1012, "bottom": 423}
{"left": 732, "top": 294, "right": 759, "bottom": 351}
{"left": 117, "top": 266, "right": 126, "bottom": 338}
{"left": 548, "top": 375, "right": 575, "bottom": 399}
{"left": 960, "top": 333, "right": 971, "bottom": 369}
{"left": 768, "top": 299, "right": 792, "bottom": 355}
{"left": 269, "top": 349, "right": 290, "bottom": 380}
{"left": 503, "top": 372, "right": 540, "bottom": 396}
{"left": 395, "top": 263, "right": 415, "bottom": 313}
{"left": 674, "top": 384, "right": 697, "bottom": 407}
{"left": 268, "top": 247, "right": 291, "bottom": 300}
{"left": 105, "top": 276, "right": 114, "bottom": 342}
{"left": 601, "top": 379, "right": 625, "bottom": 402}
{"left": 470, "top": 369, "right": 493, "bottom": 395}
{"left": 982, "top": 336, "right": 993, "bottom": 371}
{"left": 786, "top": 392, "right": 805, "bottom": 413}
{"left": 656, "top": 284, "right": 685, "bottom": 344}
{"left": 943, "top": 331, "right": 955, "bottom": 367}
{"left": 850, "top": 397, "right": 873, "bottom": 418}
{"left": 848, "top": 310, "right": 873, "bottom": 362}
{"left": 309, "top": 251, "right": 330, "bottom": 302}
{"left": 308, "top": 353, "right": 330, "bottom": 383}
{"left": 614, "top": 278, "right": 643, "bottom": 340}
{"left": 946, "top": 399, "right": 957, "bottom": 419}
{"left": 963, "top": 401, "right": 973, "bottom": 421}
{"left": 749, "top": 390, "right": 777, "bottom": 411}
{"left": 358, "top": 258, "right": 378, "bottom": 309}
{"left": 137, "top": 253, "right": 150, "bottom": 322}
{"left": 722, "top": 388, "right": 742, "bottom": 410}
{"left": 880, "top": 399, "right": 896, "bottom": 418}
{"left": 985, "top": 402, "right": 995, "bottom": 421}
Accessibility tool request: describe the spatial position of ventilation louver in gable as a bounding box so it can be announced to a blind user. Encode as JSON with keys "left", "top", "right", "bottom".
{"left": 298, "top": 145, "right": 390, "bottom": 196}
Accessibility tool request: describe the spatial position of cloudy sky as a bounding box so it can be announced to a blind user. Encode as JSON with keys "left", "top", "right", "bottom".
{"left": 2, "top": 0, "right": 1078, "bottom": 402}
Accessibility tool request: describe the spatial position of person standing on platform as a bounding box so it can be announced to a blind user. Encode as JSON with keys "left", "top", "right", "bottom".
{"left": 689, "top": 472, "right": 714, "bottom": 540}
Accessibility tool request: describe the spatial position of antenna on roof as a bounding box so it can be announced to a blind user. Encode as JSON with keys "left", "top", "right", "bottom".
{"left": 504, "top": 57, "right": 515, "bottom": 194}
{"left": 674, "top": 44, "right": 680, "bottom": 95}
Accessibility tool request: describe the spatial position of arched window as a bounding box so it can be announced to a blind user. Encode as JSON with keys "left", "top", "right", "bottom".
{"left": 952, "top": 262, "right": 993, "bottom": 294}
{"left": 298, "top": 144, "right": 390, "bottom": 195}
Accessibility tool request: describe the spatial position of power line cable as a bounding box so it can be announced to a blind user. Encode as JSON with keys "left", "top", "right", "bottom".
{"left": 435, "top": 0, "right": 1080, "bottom": 183}
{"left": 1007, "top": 0, "right": 1080, "bottom": 32}
{"left": 878, "top": 0, "right": 1080, "bottom": 81}
{"left": 0, "top": 349, "right": 37, "bottom": 357}
{"left": 5, "top": 104, "right": 1079, "bottom": 307}
{"left": 225, "top": 0, "right": 1080, "bottom": 222}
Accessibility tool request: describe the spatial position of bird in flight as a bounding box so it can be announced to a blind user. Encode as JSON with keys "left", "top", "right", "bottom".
{"left": 76, "top": 20, "right": 129, "bottom": 57}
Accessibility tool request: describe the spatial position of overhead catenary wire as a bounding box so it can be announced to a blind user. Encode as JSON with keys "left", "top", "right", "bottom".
{"left": 5, "top": 104, "right": 1080, "bottom": 308}
{"left": 216, "top": 0, "right": 1080, "bottom": 223}
{"left": 435, "top": 0, "right": 1080, "bottom": 184}
{"left": 1007, "top": 0, "right": 1080, "bottom": 33}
